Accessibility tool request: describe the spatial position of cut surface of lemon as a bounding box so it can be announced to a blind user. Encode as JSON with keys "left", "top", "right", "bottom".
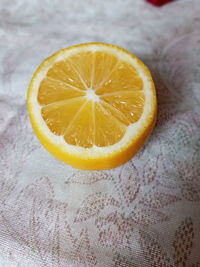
{"left": 27, "top": 43, "right": 157, "bottom": 170}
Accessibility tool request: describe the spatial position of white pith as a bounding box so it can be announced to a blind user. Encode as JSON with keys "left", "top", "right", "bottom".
{"left": 28, "top": 44, "right": 155, "bottom": 158}
{"left": 86, "top": 89, "right": 100, "bottom": 102}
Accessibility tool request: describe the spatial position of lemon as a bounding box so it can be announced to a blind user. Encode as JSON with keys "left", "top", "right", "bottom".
{"left": 27, "top": 43, "right": 157, "bottom": 170}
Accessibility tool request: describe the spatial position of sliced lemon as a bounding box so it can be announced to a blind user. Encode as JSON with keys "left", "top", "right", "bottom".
{"left": 27, "top": 43, "right": 157, "bottom": 170}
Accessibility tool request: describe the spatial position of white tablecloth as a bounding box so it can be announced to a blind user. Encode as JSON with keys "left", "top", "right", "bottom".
{"left": 0, "top": 0, "right": 200, "bottom": 266}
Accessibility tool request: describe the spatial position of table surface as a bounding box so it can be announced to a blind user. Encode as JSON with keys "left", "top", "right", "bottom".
{"left": 0, "top": 0, "right": 200, "bottom": 266}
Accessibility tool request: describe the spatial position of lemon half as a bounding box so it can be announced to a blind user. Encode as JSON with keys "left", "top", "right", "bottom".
{"left": 27, "top": 43, "right": 157, "bottom": 170}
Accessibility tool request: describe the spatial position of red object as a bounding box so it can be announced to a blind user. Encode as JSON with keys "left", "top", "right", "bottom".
{"left": 146, "top": 0, "right": 174, "bottom": 6}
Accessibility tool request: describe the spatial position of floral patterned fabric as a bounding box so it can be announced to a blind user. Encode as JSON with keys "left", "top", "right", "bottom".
{"left": 0, "top": 0, "right": 200, "bottom": 266}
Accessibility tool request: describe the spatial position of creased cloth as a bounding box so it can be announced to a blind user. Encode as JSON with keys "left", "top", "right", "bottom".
{"left": 0, "top": 0, "right": 200, "bottom": 266}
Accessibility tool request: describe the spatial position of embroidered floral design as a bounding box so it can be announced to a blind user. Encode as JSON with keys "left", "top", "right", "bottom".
{"left": 140, "top": 218, "right": 200, "bottom": 267}
{"left": 66, "top": 171, "right": 110, "bottom": 185}
{"left": 74, "top": 193, "right": 120, "bottom": 223}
